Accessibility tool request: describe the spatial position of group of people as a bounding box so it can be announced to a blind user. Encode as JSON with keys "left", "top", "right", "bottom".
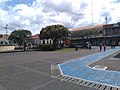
{"left": 87, "top": 42, "right": 106, "bottom": 51}
{"left": 99, "top": 43, "right": 106, "bottom": 52}
{"left": 78, "top": 42, "right": 116, "bottom": 52}
{"left": 111, "top": 42, "right": 116, "bottom": 49}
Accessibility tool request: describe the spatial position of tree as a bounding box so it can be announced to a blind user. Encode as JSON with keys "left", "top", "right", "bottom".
{"left": 40, "top": 24, "right": 71, "bottom": 49}
{"left": 71, "top": 30, "right": 99, "bottom": 39}
{"left": 8, "top": 29, "right": 32, "bottom": 45}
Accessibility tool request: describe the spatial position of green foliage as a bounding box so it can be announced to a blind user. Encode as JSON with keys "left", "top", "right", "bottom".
{"left": 99, "top": 30, "right": 103, "bottom": 34}
{"left": 71, "top": 30, "right": 99, "bottom": 39}
{"left": 55, "top": 48, "right": 75, "bottom": 52}
{"left": 38, "top": 44, "right": 55, "bottom": 51}
{"left": 40, "top": 24, "right": 70, "bottom": 39}
{"left": 40, "top": 24, "right": 70, "bottom": 49}
{"left": 0, "top": 44, "right": 13, "bottom": 46}
{"left": 8, "top": 29, "right": 32, "bottom": 45}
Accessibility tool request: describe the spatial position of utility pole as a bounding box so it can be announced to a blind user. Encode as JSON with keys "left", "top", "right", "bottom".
{"left": 91, "top": 0, "right": 93, "bottom": 26}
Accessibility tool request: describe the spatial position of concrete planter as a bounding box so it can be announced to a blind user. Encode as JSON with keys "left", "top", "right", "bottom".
{"left": 0, "top": 46, "right": 15, "bottom": 52}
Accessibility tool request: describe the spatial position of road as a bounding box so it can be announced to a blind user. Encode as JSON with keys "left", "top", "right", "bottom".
{"left": 0, "top": 47, "right": 117, "bottom": 90}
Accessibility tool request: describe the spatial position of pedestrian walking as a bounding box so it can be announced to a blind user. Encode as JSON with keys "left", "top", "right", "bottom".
{"left": 99, "top": 43, "right": 102, "bottom": 51}
{"left": 103, "top": 44, "right": 106, "bottom": 51}
{"left": 113, "top": 42, "right": 116, "bottom": 48}
{"left": 88, "top": 43, "right": 91, "bottom": 50}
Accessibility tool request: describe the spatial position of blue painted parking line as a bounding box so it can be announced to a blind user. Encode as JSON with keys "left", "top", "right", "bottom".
{"left": 59, "top": 47, "right": 120, "bottom": 87}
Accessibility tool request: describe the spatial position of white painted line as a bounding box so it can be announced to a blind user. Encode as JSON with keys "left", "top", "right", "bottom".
{"left": 87, "top": 48, "right": 120, "bottom": 67}
{"left": 58, "top": 47, "right": 120, "bottom": 88}
{"left": 60, "top": 71, "right": 120, "bottom": 88}
{"left": 109, "top": 58, "right": 119, "bottom": 60}
{"left": 58, "top": 64, "right": 64, "bottom": 75}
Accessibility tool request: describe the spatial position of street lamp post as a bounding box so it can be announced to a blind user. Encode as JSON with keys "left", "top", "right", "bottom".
{"left": 16, "top": 35, "right": 20, "bottom": 46}
{"left": 91, "top": 0, "right": 93, "bottom": 26}
{"left": 105, "top": 16, "right": 107, "bottom": 25}
{"left": 5, "top": 24, "right": 8, "bottom": 39}
{"left": 23, "top": 34, "right": 27, "bottom": 51}
{"left": 23, "top": 34, "right": 30, "bottom": 51}
{"left": 103, "top": 16, "right": 108, "bottom": 45}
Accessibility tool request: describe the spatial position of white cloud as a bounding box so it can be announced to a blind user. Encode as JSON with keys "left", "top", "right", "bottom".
{"left": 0, "top": 0, "right": 10, "bottom": 3}
{"left": 0, "top": 0, "right": 120, "bottom": 35}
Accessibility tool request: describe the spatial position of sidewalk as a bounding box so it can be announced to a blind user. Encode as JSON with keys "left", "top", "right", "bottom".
{"left": 59, "top": 47, "right": 120, "bottom": 88}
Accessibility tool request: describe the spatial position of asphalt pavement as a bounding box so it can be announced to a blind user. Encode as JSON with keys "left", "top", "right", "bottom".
{"left": 0, "top": 46, "right": 119, "bottom": 90}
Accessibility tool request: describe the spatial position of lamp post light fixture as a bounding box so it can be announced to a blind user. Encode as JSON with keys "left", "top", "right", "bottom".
{"left": 105, "top": 16, "right": 107, "bottom": 25}
{"left": 16, "top": 34, "right": 20, "bottom": 46}
{"left": 103, "top": 16, "right": 108, "bottom": 45}
{"left": 23, "top": 34, "right": 27, "bottom": 51}
{"left": 5, "top": 24, "right": 8, "bottom": 39}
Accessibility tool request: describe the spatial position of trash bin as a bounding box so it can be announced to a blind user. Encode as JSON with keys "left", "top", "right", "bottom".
{"left": 75, "top": 46, "right": 78, "bottom": 51}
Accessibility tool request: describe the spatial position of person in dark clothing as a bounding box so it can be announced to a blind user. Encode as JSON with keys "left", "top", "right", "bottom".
{"left": 99, "top": 43, "right": 102, "bottom": 51}
{"left": 88, "top": 43, "right": 91, "bottom": 50}
{"left": 113, "top": 42, "right": 116, "bottom": 48}
{"left": 103, "top": 44, "right": 106, "bottom": 51}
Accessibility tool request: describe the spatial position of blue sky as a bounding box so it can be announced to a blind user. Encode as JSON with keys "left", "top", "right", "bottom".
{"left": 0, "top": 0, "right": 120, "bottom": 35}
{"left": 6, "top": 0, "right": 34, "bottom": 8}
{"left": 1, "top": 0, "right": 35, "bottom": 10}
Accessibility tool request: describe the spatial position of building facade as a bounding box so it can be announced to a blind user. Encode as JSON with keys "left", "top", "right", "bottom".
{"left": 103, "top": 22, "right": 120, "bottom": 36}
{"left": 71, "top": 22, "right": 120, "bottom": 46}
{"left": 0, "top": 34, "right": 11, "bottom": 45}
{"left": 103, "top": 22, "right": 120, "bottom": 46}
{"left": 31, "top": 34, "right": 40, "bottom": 45}
{"left": 0, "top": 34, "right": 9, "bottom": 40}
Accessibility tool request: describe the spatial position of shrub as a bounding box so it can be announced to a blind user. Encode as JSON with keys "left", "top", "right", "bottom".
{"left": 38, "top": 44, "right": 55, "bottom": 51}
{"left": 0, "top": 44, "right": 13, "bottom": 46}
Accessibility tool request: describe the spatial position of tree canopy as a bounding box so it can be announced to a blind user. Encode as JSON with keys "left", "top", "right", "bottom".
{"left": 8, "top": 29, "right": 32, "bottom": 45}
{"left": 40, "top": 24, "right": 71, "bottom": 48}
{"left": 71, "top": 30, "right": 99, "bottom": 39}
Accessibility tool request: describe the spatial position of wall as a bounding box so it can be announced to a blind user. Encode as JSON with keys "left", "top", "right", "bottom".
{"left": 0, "top": 46, "right": 15, "bottom": 52}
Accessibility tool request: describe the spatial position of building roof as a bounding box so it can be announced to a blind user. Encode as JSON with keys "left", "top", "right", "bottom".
{"left": 72, "top": 24, "right": 104, "bottom": 31}
{"left": 32, "top": 34, "right": 40, "bottom": 39}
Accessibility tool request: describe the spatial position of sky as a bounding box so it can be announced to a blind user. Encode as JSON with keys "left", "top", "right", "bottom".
{"left": 0, "top": 0, "right": 120, "bottom": 35}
